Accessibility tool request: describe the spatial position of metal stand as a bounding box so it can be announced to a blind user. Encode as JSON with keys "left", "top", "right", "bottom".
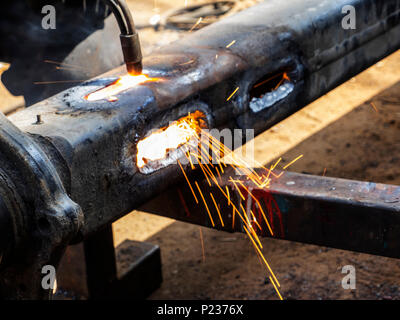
{"left": 84, "top": 225, "right": 162, "bottom": 299}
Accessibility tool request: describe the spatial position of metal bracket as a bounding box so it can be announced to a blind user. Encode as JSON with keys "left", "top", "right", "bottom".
{"left": 84, "top": 226, "right": 162, "bottom": 299}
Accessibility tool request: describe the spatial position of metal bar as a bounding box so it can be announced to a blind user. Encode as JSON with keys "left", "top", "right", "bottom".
{"left": 140, "top": 170, "right": 400, "bottom": 259}
{"left": 112, "top": 240, "right": 162, "bottom": 299}
{"left": 84, "top": 225, "right": 117, "bottom": 299}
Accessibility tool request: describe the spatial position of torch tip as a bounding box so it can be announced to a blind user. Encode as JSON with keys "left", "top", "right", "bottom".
{"left": 126, "top": 61, "right": 143, "bottom": 76}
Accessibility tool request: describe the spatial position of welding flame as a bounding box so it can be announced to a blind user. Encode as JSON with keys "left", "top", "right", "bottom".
{"left": 136, "top": 111, "right": 206, "bottom": 169}
{"left": 85, "top": 74, "right": 159, "bottom": 101}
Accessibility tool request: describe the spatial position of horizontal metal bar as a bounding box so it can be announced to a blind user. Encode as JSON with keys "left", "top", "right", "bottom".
{"left": 140, "top": 169, "right": 400, "bottom": 259}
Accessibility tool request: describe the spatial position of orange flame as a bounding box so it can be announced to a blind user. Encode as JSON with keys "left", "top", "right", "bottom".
{"left": 136, "top": 111, "right": 206, "bottom": 169}
{"left": 85, "top": 74, "right": 159, "bottom": 101}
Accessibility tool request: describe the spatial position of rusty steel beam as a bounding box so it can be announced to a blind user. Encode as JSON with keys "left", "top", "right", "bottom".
{"left": 140, "top": 169, "right": 400, "bottom": 259}
{"left": 0, "top": 0, "right": 399, "bottom": 298}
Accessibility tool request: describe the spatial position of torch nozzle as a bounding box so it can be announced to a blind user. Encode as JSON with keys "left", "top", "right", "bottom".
{"left": 120, "top": 33, "right": 143, "bottom": 75}
{"left": 102, "top": 0, "right": 143, "bottom": 75}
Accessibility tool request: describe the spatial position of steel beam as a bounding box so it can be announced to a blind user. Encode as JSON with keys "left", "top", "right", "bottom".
{"left": 140, "top": 169, "right": 400, "bottom": 259}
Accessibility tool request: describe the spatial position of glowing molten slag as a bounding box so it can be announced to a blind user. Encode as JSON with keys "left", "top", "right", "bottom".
{"left": 136, "top": 111, "right": 206, "bottom": 170}
{"left": 85, "top": 74, "right": 159, "bottom": 101}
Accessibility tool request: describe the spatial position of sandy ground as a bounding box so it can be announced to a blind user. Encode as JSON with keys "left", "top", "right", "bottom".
{"left": 1, "top": 0, "right": 400, "bottom": 300}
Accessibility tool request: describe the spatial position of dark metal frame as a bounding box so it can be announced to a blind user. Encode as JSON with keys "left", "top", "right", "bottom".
{"left": 141, "top": 169, "right": 400, "bottom": 259}
{"left": 0, "top": 0, "right": 399, "bottom": 298}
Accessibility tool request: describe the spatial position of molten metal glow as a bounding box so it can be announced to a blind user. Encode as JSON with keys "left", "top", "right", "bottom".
{"left": 136, "top": 111, "right": 206, "bottom": 170}
{"left": 85, "top": 74, "right": 159, "bottom": 101}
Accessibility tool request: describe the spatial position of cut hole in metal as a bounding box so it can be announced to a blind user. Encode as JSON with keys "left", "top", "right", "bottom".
{"left": 136, "top": 111, "right": 207, "bottom": 174}
{"left": 249, "top": 71, "right": 293, "bottom": 113}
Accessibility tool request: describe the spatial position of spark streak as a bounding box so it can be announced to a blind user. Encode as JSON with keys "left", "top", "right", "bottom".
{"left": 210, "top": 192, "right": 224, "bottom": 227}
{"left": 195, "top": 181, "right": 215, "bottom": 227}
{"left": 134, "top": 109, "right": 298, "bottom": 299}
{"left": 269, "top": 276, "right": 283, "bottom": 300}
{"left": 226, "top": 87, "right": 239, "bottom": 101}
{"left": 189, "top": 17, "right": 203, "bottom": 32}
{"left": 370, "top": 101, "right": 379, "bottom": 113}
{"left": 199, "top": 227, "right": 206, "bottom": 263}
{"left": 226, "top": 40, "right": 236, "bottom": 48}
{"left": 178, "top": 160, "right": 199, "bottom": 204}
{"left": 283, "top": 154, "right": 304, "bottom": 170}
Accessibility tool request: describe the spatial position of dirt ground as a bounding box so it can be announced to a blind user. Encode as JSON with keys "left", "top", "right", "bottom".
{"left": 1, "top": 0, "right": 400, "bottom": 300}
